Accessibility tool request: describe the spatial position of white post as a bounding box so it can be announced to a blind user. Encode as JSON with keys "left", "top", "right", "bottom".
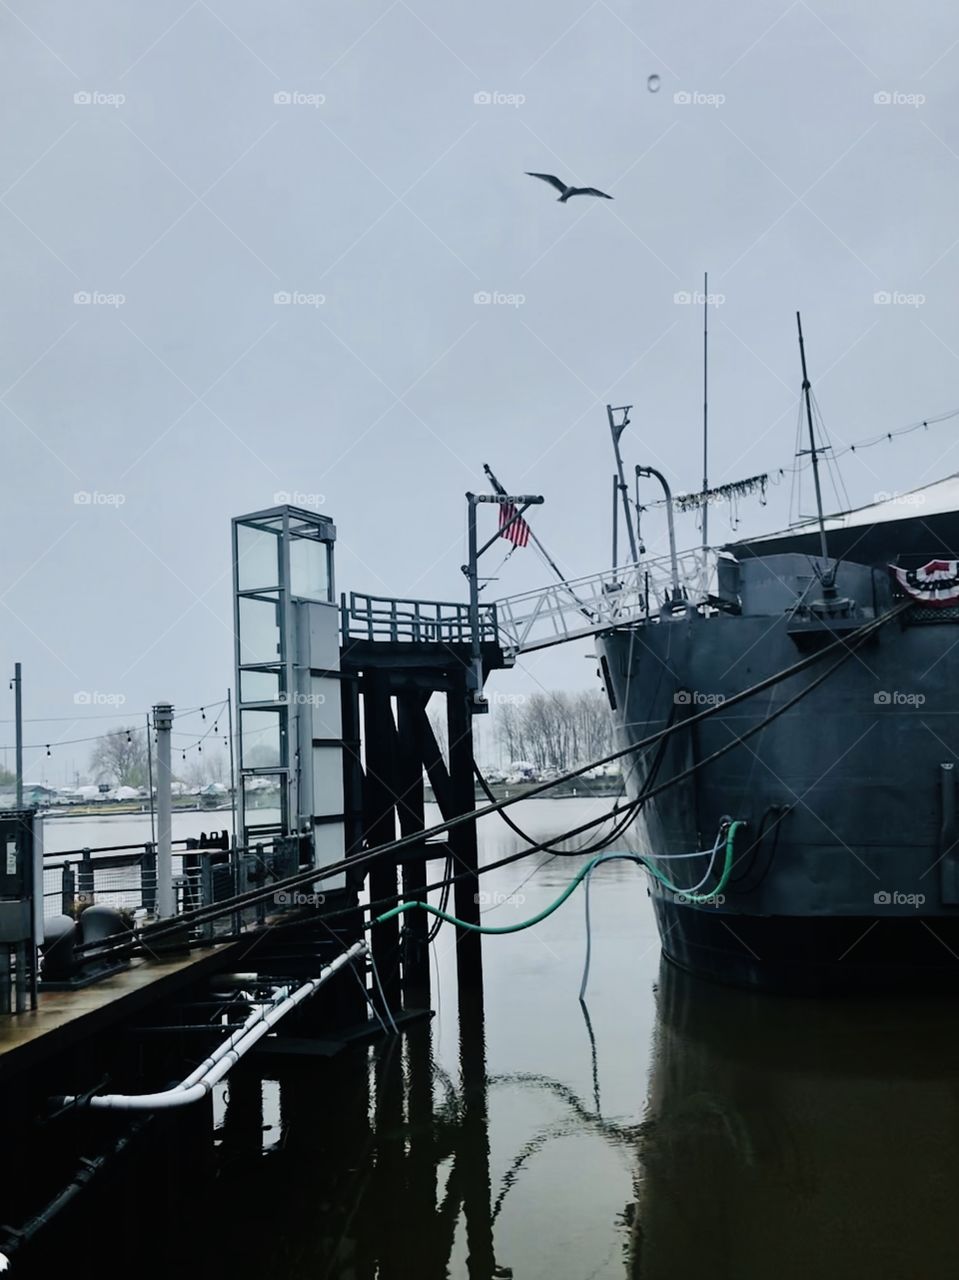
{"left": 153, "top": 702, "right": 174, "bottom": 918}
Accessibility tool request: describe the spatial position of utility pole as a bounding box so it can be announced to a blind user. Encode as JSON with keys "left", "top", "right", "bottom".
{"left": 466, "top": 496, "right": 483, "bottom": 712}
{"left": 11, "top": 663, "right": 22, "bottom": 809}
{"left": 153, "top": 702, "right": 174, "bottom": 918}
{"left": 145, "top": 711, "right": 156, "bottom": 847}
{"left": 226, "top": 687, "right": 237, "bottom": 848}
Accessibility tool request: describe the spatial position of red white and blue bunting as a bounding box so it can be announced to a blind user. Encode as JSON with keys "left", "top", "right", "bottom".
{"left": 890, "top": 560, "right": 959, "bottom": 607}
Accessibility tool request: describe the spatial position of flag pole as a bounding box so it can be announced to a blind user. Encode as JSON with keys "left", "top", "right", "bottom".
{"left": 483, "top": 464, "right": 593, "bottom": 617}
{"left": 463, "top": 492, "right": 543, "bottom": 715}
{"left": 484, "top": 464, "right": 563, "bottom": 581}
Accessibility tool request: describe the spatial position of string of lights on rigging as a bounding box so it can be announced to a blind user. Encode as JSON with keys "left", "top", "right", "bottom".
{"left": 0, "top": 697, "right": 231, "bottom": 758}
{"left": 641, "top": 405, "right": 959, "bottom": 518}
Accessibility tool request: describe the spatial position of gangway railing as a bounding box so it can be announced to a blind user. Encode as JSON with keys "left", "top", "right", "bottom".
{"left": 342, "top": 592, "right": 498, "bottom": 646}
{"left": 340, "top": 553, "right": 715, "bottom": 661}
{"left": 494, "top": 548, "right": 716, "bottom": 656}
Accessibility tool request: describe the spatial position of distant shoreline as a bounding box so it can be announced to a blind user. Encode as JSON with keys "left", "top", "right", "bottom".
{"left": 35, "top": 801, "right": 233, "bottom": 821}
{"left": 427, "top": 779, "right": 624, "bottom": 802}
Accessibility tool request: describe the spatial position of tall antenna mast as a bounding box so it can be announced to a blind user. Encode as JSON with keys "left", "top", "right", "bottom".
{"left": 795, "top": 311, "right": 830, "bottom": 566}
{"left": 607, "top": 405, "right": 639, "bottom": 566}
{"left": 701, "top": 271, "right": 709, "bottom": 554}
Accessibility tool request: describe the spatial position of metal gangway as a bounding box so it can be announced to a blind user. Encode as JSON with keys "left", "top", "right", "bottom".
{"left": 337, "top": 549, "right": 715, "bottom": 661}
{"left": 494, "top": 547, "right": 715, "bottom": 656}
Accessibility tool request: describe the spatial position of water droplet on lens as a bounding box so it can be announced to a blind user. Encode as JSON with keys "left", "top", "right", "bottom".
{"left": 647, "top": 74, "right": 661, "bottom": 93}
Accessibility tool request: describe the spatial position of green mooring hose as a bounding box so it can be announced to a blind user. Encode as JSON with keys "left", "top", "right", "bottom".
{"left": 373, "top": 820, "right": 745, "bottom": 934}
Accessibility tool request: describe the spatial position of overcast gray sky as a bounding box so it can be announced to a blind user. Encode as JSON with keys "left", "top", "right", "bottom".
{"left": 4, "top": 0, "right": 959, "bottom": 782}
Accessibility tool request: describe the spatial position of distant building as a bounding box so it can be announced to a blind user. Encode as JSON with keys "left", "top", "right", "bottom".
{"left": 0, "top": 784, "right": 58, "bottom": 811}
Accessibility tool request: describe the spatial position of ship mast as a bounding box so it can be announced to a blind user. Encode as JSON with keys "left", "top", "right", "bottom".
{"left": 795, "top": 311, "right": 831, "bottom": 568}
{"left": 701, "top": 271, "right": 709, "bottom": 556}
{"left": 607, "top": 405, "right": 640, "bottom": 567}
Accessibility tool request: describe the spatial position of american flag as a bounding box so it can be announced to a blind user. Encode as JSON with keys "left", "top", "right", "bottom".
{"left": 498, "top": 501, "right": 531, "bottom": 548}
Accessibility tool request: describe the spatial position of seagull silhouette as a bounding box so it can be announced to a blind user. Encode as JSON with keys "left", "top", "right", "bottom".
{"left": 525, "top": 172, "right": 613, "bottom": 202}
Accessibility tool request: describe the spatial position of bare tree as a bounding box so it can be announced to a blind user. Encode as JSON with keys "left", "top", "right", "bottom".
{"left": 493, "top": 690, "right": 613, "bottom": 773}
{"left": 496, "top": 699, "right": 522, "bottom": 764}
{"left": 89, "top": 727, "right": 149, "bottom": 787}
{"left": 179, "top": 750, "right": 229, "bottom": 787}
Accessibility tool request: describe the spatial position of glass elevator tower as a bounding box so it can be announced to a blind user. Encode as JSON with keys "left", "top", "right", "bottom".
{"left": 231, "top": 505, "right": 345, "bottom": 888}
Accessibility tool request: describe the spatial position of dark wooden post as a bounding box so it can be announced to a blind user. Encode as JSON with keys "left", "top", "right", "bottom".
{"left": 396, "top": 691, "right": 431, "bottom": 1005}
{"left": 60, "top": 863, "right": 75, "bottom": 916}
{"left": 459, "top": 986, "right": 495, "bottom": 1277}
{"left": 446, "top": 676, "right": 483, "bottom": 992}
{"left": 78, "top": 849, "right": 94, "bottom": 906}
{"left": 362, "top": 667, "right": 401, "bottom": 1013}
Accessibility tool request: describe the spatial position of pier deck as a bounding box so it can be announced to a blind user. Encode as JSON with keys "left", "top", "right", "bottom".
{"left": 0, "top": 942, "right": 243, "bottom": 1082}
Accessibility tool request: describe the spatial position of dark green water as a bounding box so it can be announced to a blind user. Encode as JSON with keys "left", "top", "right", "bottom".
{"left": 24, "top": 799, "right": 959, "bottom": 1278}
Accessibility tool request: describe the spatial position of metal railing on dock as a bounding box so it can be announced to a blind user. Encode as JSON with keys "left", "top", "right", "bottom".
{"left": 342, "top": 591, "right": 498, "bottom": 646}
{"left": 40, "top": 832, "right": 317, "bottom": 944}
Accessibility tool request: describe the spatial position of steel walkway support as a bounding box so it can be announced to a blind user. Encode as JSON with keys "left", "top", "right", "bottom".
{"left": 341, "top": 599, "right": 508, "bottom": 1010}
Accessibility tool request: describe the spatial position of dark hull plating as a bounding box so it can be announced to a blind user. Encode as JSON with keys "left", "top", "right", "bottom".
{"left": 597, "top": 551, "right": 959, "bottom": 993}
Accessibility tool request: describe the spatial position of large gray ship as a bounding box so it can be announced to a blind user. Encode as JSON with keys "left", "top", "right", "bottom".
{"left": 597, "top": 473, "right": 959, "bottom": 993}
{"left": 593, "top": 345, "right": 959, "bottom": 992}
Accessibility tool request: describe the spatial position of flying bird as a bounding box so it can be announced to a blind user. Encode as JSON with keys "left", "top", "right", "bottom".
{"left": 525, "top": 172, "right": 613, "bottom": 202}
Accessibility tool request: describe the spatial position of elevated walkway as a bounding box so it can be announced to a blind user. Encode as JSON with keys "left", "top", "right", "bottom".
{"left": 340, "top": 549, "right": 714, "bottom": 661}
{"left": 493, "top": 548, "right": 714, "bottom": 655}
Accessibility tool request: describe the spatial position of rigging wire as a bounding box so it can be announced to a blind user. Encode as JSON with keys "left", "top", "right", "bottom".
{"left": 471, "top": 697, "right": 675, "bottom": 861}
{"left": 0, "top": 697, "right": 230, "bottom": 755}
{"left": 810, "top": 388, "right": 852, "bottom": 514}
{"left": 79, "top": 601, "right": 906, "bottom": 959}
{"left": 644, "top": 404, "right": 959, "bottom": 514}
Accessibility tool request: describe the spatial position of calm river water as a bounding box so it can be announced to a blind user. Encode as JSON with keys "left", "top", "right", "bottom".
{"left": 36, "top": 800, "right": 959, "bottom": 1279}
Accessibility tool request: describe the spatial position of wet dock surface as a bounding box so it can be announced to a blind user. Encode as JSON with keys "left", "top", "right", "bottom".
{"left": 20, "top": 798, "right": 959, "bottom": 1279}
{"left": 0, "top": 942, "right": 234, "bottom": 1082}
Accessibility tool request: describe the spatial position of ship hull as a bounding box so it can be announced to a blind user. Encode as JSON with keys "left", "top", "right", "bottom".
{"left": 597, "top": 553, "right": 959, "bottom": 993}
{"left": 653, "top": 898, "right": 959, "bottom": 994}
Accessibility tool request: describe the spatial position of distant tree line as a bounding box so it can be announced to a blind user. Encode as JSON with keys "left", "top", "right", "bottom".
{"left": 88, "top": 727, "right": 228, "bottom": 788}
{"left": 494, "top": 689, "right": 614, "bottom": 773}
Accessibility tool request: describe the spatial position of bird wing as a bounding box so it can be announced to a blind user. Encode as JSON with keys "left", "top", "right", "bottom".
{"left": 569, "top": 186, "right": 613, "bottom": 200}
{"left": 525, "top": 172, "right": 568, "bottom": 194}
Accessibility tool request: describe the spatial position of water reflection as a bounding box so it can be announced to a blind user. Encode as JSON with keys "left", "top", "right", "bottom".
{"left": 28, "top": 801, "right": 959, "bottom": 1279}
{"left": 204, "top": 992, "right": 499, "bottom": 1278}
{"left": 210, "top": 962, "right": 959, "bottom": 1279}
{"left": 633, "top": 961, "right": 959, "bottom": 1279}
{"left": 203, "top": 987, "right": 642, "bottom": 1278}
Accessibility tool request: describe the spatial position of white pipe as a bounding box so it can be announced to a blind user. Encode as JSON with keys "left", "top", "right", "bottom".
{"left": 173, "top": 984, "right": 290, "bottom": 1092}
{"left": 61, "top": 942, "right": 368, "bottom": 1111}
